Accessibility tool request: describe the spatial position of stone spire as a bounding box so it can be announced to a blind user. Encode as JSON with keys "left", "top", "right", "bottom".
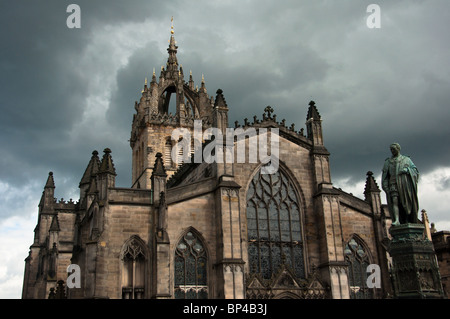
{"left": 214, "top": 89, "right": 228, "bottom": 108}
{"left": 306, "top": 100, "right": 321, "bottom": 121}
{"left": 306, "top": 100, "right": 324, "bottom": 146}
{"left": 200, "top": 73, "right": 207, "bottom": 93}
{"left": 364, "top": 171, "right": 382, "bottom": 215}
{"left": 151, "top": 68, "right": 157, "bottom": 84}
{"left": 166, "top": 17, "right": 179, "bottom": 76}
{"left": 39, "top": 172, "right": 56, "bottom": 215}
{"left": 97, "top": 148, "right": 116, "bottom": 198}
{"left": 99, "top": 148, "right": 116, "bottom": 176}
{"left": 213, "top": 89, "right": 229, "bottom": 133}
{"left": 45, "top": 171, "right": 55, "bottom": 189}
{"left": 152, "top": 152, "right": 167, "bottom": 177}
{"left": 364, "top": 171, "right": 381, "bottom": 200}
{"left": 189, "top": 70, "right": 194, "bottom": 90}
{"left": 79, "top": 150, "right": 100, "bottom": 187}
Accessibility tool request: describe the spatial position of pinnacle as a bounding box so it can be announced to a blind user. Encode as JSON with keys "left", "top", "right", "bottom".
{"left": 45, "top": 172, "right": 55, "bottom": 189}
{"left": 79, "top": 150, "right": 101, "bottom": 187}
{"left": 364, "top": 171, "right": 381, "bottom": 196}
{"left": 307, "top": 100, "right": 321, "bottom": 121}
{"left": 152, "top": 152, "right": 167, "bottom": 177}
{"left": 214, "top": 89, "right": 228, "bottom": 108}
{"left": 99, "top": 148, "right": 116, "bottom": 175}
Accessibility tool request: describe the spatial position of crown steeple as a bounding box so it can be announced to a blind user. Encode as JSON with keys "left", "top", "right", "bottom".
{"left": 130, "top": 21, "right": 224, "bottom": 189}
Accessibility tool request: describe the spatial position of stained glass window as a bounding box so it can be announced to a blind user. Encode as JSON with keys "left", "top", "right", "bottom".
{"left": 174, "top": 231, "right": 208, "bottom": 299}
{"left": 247, "top": 168, "right": 305, "bottom": 280}
{"left": 345, "top": 238, "right": 373, "bottom": 299}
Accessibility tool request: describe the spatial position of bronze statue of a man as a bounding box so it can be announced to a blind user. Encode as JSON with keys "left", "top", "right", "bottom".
{"left": 382, "top": 143, "right": 420, "bottom": 226}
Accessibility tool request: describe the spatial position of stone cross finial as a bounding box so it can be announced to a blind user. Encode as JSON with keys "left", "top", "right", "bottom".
{"left": 264, "top": 105, "right": 274, "bottom": 118}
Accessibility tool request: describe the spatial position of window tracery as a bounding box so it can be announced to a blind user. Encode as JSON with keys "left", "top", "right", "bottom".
{"left": 246, "top": 168, "right": 305, "bottom": 280}
{"left": 344, "top": 237, "right": 373, "bottom": 299}
{"left": 121, "top": 237, "right": 146, "bottom": 299}
{"left": 174, "top": 231, "right": 208, "bottom": 299}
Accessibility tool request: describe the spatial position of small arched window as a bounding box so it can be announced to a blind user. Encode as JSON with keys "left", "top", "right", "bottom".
{"left": 344, "top": 237, "right": 373, "bottom": 299}
{"left": 174, "top": 231, "right": 208, "bottom": 299}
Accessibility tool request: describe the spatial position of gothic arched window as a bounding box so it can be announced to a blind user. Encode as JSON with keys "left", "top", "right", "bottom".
{"left": 344, "top": 237, "right": 373, "bottom": 299}
{"left": 246, "top": 168, "right": 305, "bottom": 280}
{"left": 174, "top": 231, "right": 208, "bottom": 299}
{"left": 121, "top": 236, "right": 147, "bottom": 299}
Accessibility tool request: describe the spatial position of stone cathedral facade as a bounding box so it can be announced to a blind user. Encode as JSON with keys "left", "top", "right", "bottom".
{"left": 22, "top": 30, "right": 397, "bottom": 299}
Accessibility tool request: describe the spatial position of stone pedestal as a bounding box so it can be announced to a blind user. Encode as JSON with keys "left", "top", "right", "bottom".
{"left": 389, "top": 223, "right": 444, "bottom": 299}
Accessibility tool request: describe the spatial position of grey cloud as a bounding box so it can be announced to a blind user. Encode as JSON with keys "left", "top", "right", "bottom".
{"left": 437, "top": 176, "right": 450, "bottom": 192}
{"left": 1, "top": 0, "right": 450, "bottom": 220}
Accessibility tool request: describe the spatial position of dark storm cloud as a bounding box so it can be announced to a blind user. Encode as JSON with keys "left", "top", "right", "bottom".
{"left": 0, "top": 0, "right": 171, "bottom": 195}
{"left": 0, "top": 1, "right": 88, "bottom": 187}
{"left": 1, "top": 0, "right": 450, "bottom": 221}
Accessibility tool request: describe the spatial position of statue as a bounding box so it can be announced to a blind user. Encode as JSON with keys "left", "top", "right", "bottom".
{"left": 382, "top": 143, "right": 419, "bottom": 226}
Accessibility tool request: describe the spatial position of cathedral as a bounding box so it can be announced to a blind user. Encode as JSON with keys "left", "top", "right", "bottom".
{"left": 22, "top": 26, "right": 398, "bottom": 300}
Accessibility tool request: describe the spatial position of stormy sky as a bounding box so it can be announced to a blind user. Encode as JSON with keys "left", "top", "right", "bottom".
{"left": 1, "top": 0, "right": 449, "bottom": 298}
